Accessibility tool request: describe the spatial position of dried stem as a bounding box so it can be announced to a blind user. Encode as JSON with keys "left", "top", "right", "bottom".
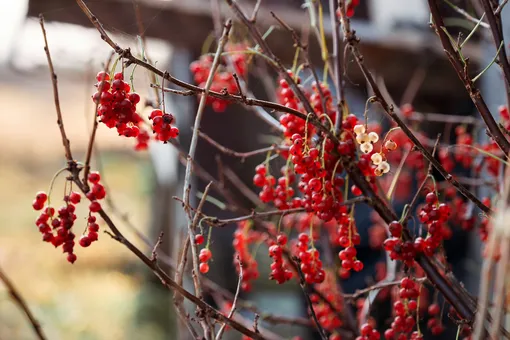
{"left": 428, "top": 0, "right": 510, "bottom": 155}
{"left": 0, "top": 266, "right": 47, "bottom": 340}
{"left": 40, "top": 15, "right": 73, "bottom": 163}
{"left": 197, "top": 130, "right": 288, "bottom": 160}
{"left": 181, "top": 26, "right": 232, "bottom": 335}
{"left": 294, "top": 258, "right": 328, "bottom": 340}
{"left": 216, "top": 255, "right": 243, "bottom": 340}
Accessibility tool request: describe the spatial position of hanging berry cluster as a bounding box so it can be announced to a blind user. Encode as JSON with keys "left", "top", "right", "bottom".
{"left": 233, "top": 221, "right": 261, "bottom": 292}
{"left": 189, "top": 43, "right": 249, "bottom": 112}
{"left": 268, "top": 234, "right": 293, "bottom": 284}
{"left": 92, "top": 71, "right": 150, "bottom": 150}
{"left": 148, "top": 109, "right": 180, "bottom": 142}
{"left": 384, "top": 277, "right": 421, "bottom": 340}
{"left": 32, "top": 171, "right": 106, "bottom": 263}
{"left": 417, "top": 192, "right": 452, "bottom": 254}
{"left": 199, "top": 248, "right": 212, "bottom": 274}
{"left": 309, "top": 269, "right": 345, "bottom": 336}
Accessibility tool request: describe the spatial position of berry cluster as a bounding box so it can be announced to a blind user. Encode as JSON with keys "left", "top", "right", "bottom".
{"left": 426, "top": 303, "right": 445, "bottom": 336}
{"left": 309, "top": 269, "right": 345, "bottom": 336}
{"left": 233, "top": 221, "right": 260, "bottom": 292}
{"left": 189, "top": 43, "right": 249, "bottom": 112}
{"left": 199, "top": 247, "right": 212, "bottom": 274}
{"left": 268, "top": 235, "right": 293, "bottom": 284}
{"left": 357, "top": 322, "right": 381, "bottom": 340}
{"left": 336, "top": 209, "right": 362, "bottom": 276}
{"left": 417, "top": 192, "right": 452, "bottom": 255}
{"left": 354, "top": 124, "right": 380, "bottom": 154}
{"left": 253, "top": 164, "right": 297, "bottom": 209}
{"left": 295, "top": 233, "right": 325, "bottom": 284}
{"left": 32, "top": 171, "right": 106, "bottom": 263}
{"left": 148, "top": 109, "right": 180, "bottom": 142}
{"left": 92, "top": 71, "right": 149, "bottom": 150}
{"left": 384, "top": 277, "right": 421, "bottom": 340}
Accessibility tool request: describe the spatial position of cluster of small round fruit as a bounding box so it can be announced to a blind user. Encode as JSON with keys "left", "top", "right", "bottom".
{"left": 233, "top": 221, "right": 260, "bottom": 291}
{"left": 32, "top": 171, "right": 106, "bottom": 263}
{"left": 189, "top": 43, "right": 249, "bottom": 112}
{"left": 383, "top": 277, "right": 421, "bottom": 340}
{"left": 92, "top": 71, "right": 146, "bottom": 141}
{"left": 268, "top": 234, "right": 293, "bottom": 284}
{"left": 148, "top": 109, "right": 179, "bottom": 142}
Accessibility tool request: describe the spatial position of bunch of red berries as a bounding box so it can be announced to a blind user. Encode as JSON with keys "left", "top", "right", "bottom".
{"left": 92, "top": 71, "right": 147, "bottom": 143}
{"left": 426, "top": 303, "right": 445, "bottom": 336}
{"left": 417, "top": 192, "right": 452, "bottom": 255}
{"left": 308, "top": 270, "right": 345, "bottom": 335}
{"left": 295, "top": 232, "right": 325, "bottom": 284}
{"left": 32, "top": 171, "right": 106, "bottom": 263}
{"left": 148, "top": 109, "right": 180, "bottom": 142}
{"left": 199, "top": 248, "right": 212, "bottom": 274}
{"left": 357, "top": 322, "right": 381, "bottom": 340}
{"left": 189, "top": 43, "right": 249, "bottom": 112}
{"left": 384, "top": 277, "right": 421, "bottom": 340}
{"left": 337, "top": 211, "right": 362, "bottom": 275}
{"left": 268, "top": 237, "right": 293, "bottom": 284}
{"left": 233, "top": 221, "right": 261, "bottom": 292}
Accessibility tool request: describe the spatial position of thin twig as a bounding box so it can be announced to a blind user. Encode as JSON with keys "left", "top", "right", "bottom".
{"left": 150, "top": 231, "right": 165, "bottom": 263}
{"left": 428, "top": 0, "right": 510, "bottom": 156}
{"left": 479, "top": 0, "right": 510, "bottom": 107}
{"left": 0, "top": 266, "right": 47, "bottom": 340}
{"left": 182, "top": 21, "right": 232, "bottom": 320}
{"left": 294, "top": 258, "right": 328, "bottom": 340}
{"left": 40, "top": 15, "right": 73, "bottom": 163}
{"left": 216, "top": 255, "right": 243, "bottom": 340}
{"left": 197, "top": 130, "right": 288, "bottom": 160}
{"left": 329, "top": 0, "right": 344, "bottom": 133}
{"left": 344, "top": 277, "right": 428, "bottom": 300}
{"left": 495, "top": 0, "right": 509, "bottom": 15}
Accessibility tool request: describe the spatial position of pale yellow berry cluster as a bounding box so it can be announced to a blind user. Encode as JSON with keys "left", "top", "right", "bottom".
{"left": 354, "top": 124, "right": 379, "bottom": 154}
{"left": 354, "top": 124, "right": 395, "bottom": 177}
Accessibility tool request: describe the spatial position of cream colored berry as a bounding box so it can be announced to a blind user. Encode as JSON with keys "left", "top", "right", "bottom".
{"left": 377, "top": 161, "right": 390, "bottom": 174}
{"left": 360, "top": 142, "right": 373, "bottom": 154}
{"left": 368, "top": 132, "right": 379, "bottom": 143}
{"left": 356, "top": 133, "right": 369, "bottom": 144}
{"left": 371, "top": 153, "right": 383, "bottom": 165}
{"left": 353, "top": 124, "right": 366, "bottom": 135}
{"left": 384, "top": 140, "right": 397, "bottom": 151}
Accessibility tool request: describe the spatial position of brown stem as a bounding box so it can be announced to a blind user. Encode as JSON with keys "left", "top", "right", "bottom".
{"left": 40, "top": 15, "right": 73, "bottom": 163}
{"left": 0, "top": 266, "right": 47, "bottom": 340}
{"left": 428, "top": 0, "right": 510, "bottom": 155}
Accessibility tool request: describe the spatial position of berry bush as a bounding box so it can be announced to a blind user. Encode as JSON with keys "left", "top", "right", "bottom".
{"left": 22, "top": 0, "right": 510, "bottom": 339}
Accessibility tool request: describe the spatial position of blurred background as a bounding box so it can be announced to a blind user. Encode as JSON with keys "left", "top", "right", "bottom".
{"left": 0, "top": 0, "right": 506, "bottom": 339}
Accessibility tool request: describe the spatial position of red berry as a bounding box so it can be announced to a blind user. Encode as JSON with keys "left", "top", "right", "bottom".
{"left": 88, "top": 172, "right": 101, "bottom": 184}
{"left": 89, "top": 201, "right": 101, "bottom": 213}
{"left": 79, "top": 236, "right": 91, "bottom": 247}
{"left": 67, "top": 253, "right": 77, "bottom": 264}
{"left": 69, "top": 192, "right": 81, "bottom": 204}
{"left": 199, "top": 262, "right": 210, "bottom": 273}
{"left": 195, "top": 234, "right": 204, "bottom": 245}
